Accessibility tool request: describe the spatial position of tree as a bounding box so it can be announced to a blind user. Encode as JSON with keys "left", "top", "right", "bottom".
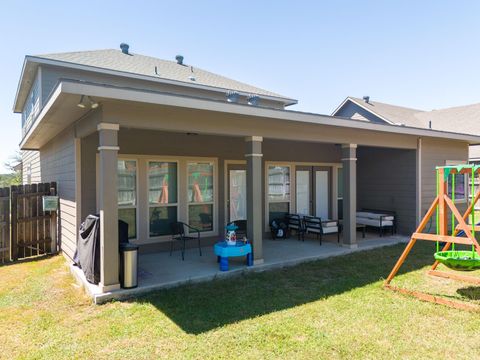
{"left": 2, "top": 151, "right": 22, "bottom": 186}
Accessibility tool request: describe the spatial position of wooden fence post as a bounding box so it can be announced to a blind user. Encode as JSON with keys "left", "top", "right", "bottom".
{"left": 10, "top": 185, "right": 18, "bottom": 261}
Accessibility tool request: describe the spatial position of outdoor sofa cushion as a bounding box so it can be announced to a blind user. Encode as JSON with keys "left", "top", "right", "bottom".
{"left": 356, "top": 211, "right": 394, "bottom": 221}
{"left": 356, "top": 217, "right": 393, "bottom": 228}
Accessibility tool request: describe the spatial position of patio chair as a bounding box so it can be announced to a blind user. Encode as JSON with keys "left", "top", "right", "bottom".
{"left": 170, "top": 222, "right": 202, "bottom": 261}
{"left": 303, "top": 216, "right": 340, "bottom": 245}
{"left": 286, "top": 214, "right": 305, "bottom": 241}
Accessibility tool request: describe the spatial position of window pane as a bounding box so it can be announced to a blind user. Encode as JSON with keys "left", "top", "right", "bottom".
{"left": 268, "top": 166, "right": 290, "bottom": 202}
{"left": 149, "top": 206, "right": 177, "bottom": 237}
{"left": 118, "top": 208, "right": 136, "bottom": 239}
{"left": 447, "top": 173, "right": 465, "bottom": 199}
{"left": 117, "top": 160, "right": 136, "bottom": 206}
{"left": 337, "top": 168, "right": 344, "bottom": 198}
{"left": 188, "top": 163, "right": 213, "bottom": 203}
{"left": 149, "top": 162, "right": 177, "bottom": 204}
{"left": 269, "top": 202, "right": 289, "bottom": 222}
{"left": 189, "top": 204, "right": 213, "bottom": 232}
{"left": 229, "top": 170, "right": 247, "bottom": 221}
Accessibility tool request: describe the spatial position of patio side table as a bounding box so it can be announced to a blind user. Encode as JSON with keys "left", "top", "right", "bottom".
{"left": 213, "top": 241, "right": 253, "bottom": 271}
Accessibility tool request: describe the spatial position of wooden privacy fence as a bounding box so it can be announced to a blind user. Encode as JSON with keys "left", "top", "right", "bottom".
{"left": 0, "top": 182, "right": 58, "bottom": 263}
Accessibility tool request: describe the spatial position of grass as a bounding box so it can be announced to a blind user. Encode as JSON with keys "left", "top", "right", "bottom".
{"left": 1, "top": 242, "right": 480, "bottom": 359}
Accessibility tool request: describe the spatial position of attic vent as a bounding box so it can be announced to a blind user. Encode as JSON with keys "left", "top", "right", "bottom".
{"left": 248, "top": 95, "right": 260, "bottom": 106}
{"left": 363, "top": 95, "right": 370, "bottom": 103}
{"left": 175, "top": 55, "right": 184, "bottom": 65}
{"left": 120, "top": 43, "right": 129, "bottom": 54}
{"left": 226, "top": 91, "right": 240, "bottom": 103}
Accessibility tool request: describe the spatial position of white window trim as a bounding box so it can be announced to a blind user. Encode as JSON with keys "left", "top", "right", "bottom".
{"left": 445, "top": 160, "right": 468, "bottom": 204}
{"left": 117, "top": 158, "right": 139, "bottom": 241}
{"left": 224, "top": 160, "right": 247, "bottom": 230}
{"left": 186, "top": 160, "right": 217, "bottom": 237}
{"left": 147, "top": 160, "right": 180, "bottom": 240}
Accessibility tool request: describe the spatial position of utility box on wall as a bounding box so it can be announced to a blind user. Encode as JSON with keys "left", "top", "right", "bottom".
{"left": 42, "top": 196, "right": 59, "bottom": 211}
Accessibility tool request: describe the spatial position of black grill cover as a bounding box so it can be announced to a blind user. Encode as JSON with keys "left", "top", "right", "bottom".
{"left": 74, "top": 214, "right": 101, "bottom": 284}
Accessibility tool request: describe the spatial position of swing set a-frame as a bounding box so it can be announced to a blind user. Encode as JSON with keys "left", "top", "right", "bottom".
{"left": 385, "top": 165, "right": 480, "bottom": 311}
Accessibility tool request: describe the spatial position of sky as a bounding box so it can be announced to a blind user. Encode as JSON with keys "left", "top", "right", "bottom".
{"left": 1, "top": 0, "right": 480, "bottom": 172}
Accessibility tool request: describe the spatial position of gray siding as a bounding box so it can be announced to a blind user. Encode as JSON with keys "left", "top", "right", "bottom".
{"left": 334, "top": 101, "right": 388, "bottom": 124}
{"left": 21, "top": 150, "right": 41, "bottom": 184}
{"left": 357, "top": 147, "right": 417, "bottom": 234}
{"left": 22, "top": 127, "right": 77, "bottom": 260}
{"left": 420, "top": 138, "right": 469, "bottom": 223}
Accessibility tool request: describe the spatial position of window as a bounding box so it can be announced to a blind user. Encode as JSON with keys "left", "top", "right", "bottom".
{"left": 117, "top": 160, "right": 137, "bottom": 239}
{"left": 22, "top": 74, "right": 40, "bottom": 136}
{"left": 268, "top": 165, "right": 290, "bottom": 221}
{"left": 187, "top": 162, "right": 214, "bottom": 232}
{"left": 148, "top": 161, "right": 178, "bottom": 237}
{"left": 445, "top": 161, "right": 467, "bottom": 203}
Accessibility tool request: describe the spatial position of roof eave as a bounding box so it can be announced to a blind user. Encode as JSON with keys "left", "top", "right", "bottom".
{"left": 20, "top": 55, "right": 298, "bottom": 108}
{"left": 12, "top": 57, "right": 34, "bottom": 113}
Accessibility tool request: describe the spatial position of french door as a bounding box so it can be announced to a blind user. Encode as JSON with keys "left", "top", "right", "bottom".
{"left": 227, "top": 164, "right": 247, "bottom": 222}
{"left": 295, "top": 166, "right": 330, "bottom": 219}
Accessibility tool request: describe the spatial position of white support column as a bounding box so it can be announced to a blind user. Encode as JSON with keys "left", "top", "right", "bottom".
{"left": 245, "top": 136, "right": 264, "bottom": 264}
{"left": 98, "top": 122, "right": 120, "bottom": 292}
{"left": 342, "top": 144, "right": 357, "bottom": 248}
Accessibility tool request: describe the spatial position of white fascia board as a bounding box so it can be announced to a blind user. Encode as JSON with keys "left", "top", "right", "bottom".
{"left": 26, "top": 80, "right": 480, "bottom": 147}
{"left": 22, "top": 56, "right": 298, "bottom": 107}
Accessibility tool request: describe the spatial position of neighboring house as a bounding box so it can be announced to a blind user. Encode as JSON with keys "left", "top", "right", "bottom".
{"left": 13, "top": 44, "right": 480, "bottom": 292}
{"left": 332, "top": 96, "right": 480, "bottom": 162}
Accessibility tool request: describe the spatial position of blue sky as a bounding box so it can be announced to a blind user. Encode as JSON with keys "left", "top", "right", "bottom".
{"left": 1, "top": 1, "right": 480, "bottom": 172}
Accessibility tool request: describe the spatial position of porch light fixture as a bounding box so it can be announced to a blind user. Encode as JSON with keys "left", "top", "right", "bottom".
{"left": 77, "top": 95, "right": 86, "bottom": 108}
{"left": 89, "top": 97, "right": 99, "bottom": 109}
{"left": 226, "top": 91, "right": 239, "bottom": 103}
{"left": 77, "top": 95, "right": 99, "bottom": 109}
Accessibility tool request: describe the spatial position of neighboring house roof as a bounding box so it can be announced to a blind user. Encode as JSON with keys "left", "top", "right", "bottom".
{"left": 332, "top": 96, "right": 427, "bottom": 127}
{"left": 333, "top": 96, "right": 480, "bottom": 135}
{"left": 415, "top": 102, "right": 480, "bottom": 134}
{"left": 14, "top": 48, "right": 297, "bottom": 112}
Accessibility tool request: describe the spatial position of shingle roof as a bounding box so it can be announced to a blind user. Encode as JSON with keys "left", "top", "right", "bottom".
{"left": 347, "top": 97, "right": 427, "bottom": 127}
{"left": 415, "top": 102, "right": 480, "bottom": 134}
{"left": 33, "top": 49, "right": 295, "bottom": 102}
{"left": 343, "top": 97, "right": 480, "bottom": 135}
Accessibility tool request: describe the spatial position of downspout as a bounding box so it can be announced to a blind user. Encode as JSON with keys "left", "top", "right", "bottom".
{"left": 416, "top": 137, "right": 422, "bottom": 225}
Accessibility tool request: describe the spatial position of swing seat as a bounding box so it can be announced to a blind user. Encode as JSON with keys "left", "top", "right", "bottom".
{"left": 434, "top": 250, "right": 480, "bottom": 271}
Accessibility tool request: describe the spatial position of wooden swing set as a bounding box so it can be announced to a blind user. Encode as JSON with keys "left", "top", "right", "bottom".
{"left": 384, "top": 165, "right": 480, "bottom": 311}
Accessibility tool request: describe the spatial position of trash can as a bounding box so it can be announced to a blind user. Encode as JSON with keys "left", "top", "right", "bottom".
{"left": 119, "top": 243, "right": 139, "bottom": 289}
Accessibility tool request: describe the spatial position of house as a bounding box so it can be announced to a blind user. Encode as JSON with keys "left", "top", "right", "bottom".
{"left": 332, "top": 96, "right": 480, "bottom": 163}
{"left": 13, "top": 44, "right": 480, "bottom": 294}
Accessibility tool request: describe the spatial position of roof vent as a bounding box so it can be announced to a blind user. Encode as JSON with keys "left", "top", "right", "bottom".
{"left": 248, "top": 95, "right": 260, "bottom": 106}
{"left": 363, "top": 95, "right": 370, "bottom": 103}
{"left": 175, "top": 55, "right": 184, "bottom": 65}
{"left": 226, "top": 91, "right": 240, "bottom": 103}
{"left": 120, "top": 43, "right": 129, "bottom": 54}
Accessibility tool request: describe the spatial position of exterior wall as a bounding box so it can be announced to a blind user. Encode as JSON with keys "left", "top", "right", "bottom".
{"left": 21, "top": 150, "right": 41, "bottom": 184}
{"left": 357, "top": 147, "right": 417, "bottom": 234}
{"left": 420, "top": 138, "right": 469, "bottom": 222}
{"left": 22, "top": 126, "right": 78, "bottom": 260}
{"left": 80, "top": 129, "right": 342, "bottom": 251}
{"left": 469, "top": 145, "right": 480, "bottom": 163}
{"left": 41, "top": 65, "right": 285, "bottom": 110}
{"left": 334, "top": 101, "right": 387, "bottom": 124}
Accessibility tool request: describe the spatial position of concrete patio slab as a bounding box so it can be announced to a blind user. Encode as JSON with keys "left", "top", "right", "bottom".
{"left": 69, "top": 233, "right": 409, "bottom": 304}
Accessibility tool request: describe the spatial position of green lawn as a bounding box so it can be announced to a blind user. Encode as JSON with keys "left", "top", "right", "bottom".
{"left": 1, "top": 242, "right": 480, "bottom": 359}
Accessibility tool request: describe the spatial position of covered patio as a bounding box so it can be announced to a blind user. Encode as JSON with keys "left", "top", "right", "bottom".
{"left": 70, "top": 232, "right": 409, "bottom": 303}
